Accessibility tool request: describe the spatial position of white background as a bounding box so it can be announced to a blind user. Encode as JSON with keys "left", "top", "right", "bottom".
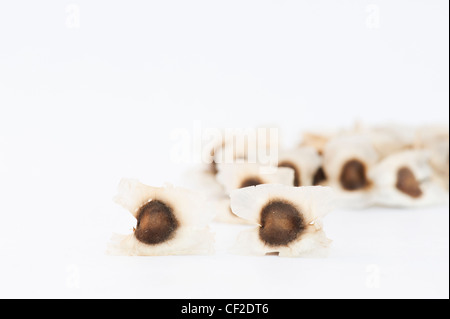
{"left": 0, "top": 1, "right": 448, "bottom": 298}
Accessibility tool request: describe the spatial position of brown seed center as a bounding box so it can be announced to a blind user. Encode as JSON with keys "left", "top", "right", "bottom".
{"left": 278, "top": 161, "right": 301, "bottom": 186}
{"left": 396, "top": 167, "right": 423, "bottom": 198}
{"left": 259, "top": 200, "right": 305, "bottom": 247}
{"left": 340, "top": 159, "right": 369, "bottom": 190}
{"left": 135, "top": 200, "right": 179, "bottom": 245}
{"left": 313, "top": 166, "right": 327, "bottom": 185}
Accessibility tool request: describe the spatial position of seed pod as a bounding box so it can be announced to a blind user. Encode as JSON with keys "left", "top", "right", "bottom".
{"left": 276, "top": 146, "right": 323, "bottom": 187}
{"left": 300, "top": 128, "right": 342, "bottom": 155}
{"left": 369, "top": 150, "right": 449, "bottom": 207}
{"left": 217, "top": 162, "right": 295, "bottom": 194}
{"left": 415, "top": 125, "right": 449, "bottom": 190}
{"left": 322, "top": 135, "right": 379, "bottom": 208}
{"left": 356, "top": 124, "right": 416, "bottom": 159}
{"left": 428, "top": 140, "right": 449, "bottom": 190}
{"left": 229, "top": 184, "right": 334, "bottom": 257}
{"left": 211, "top": 196, "right": 254, "bottom": 224}
{"left": 213, "top": 127, "right": 280, "bottom": 167}
{"left": 108, "top": 179, "right": 215, "bottom": 256}
{"left": 414, "top": 124, "right": 449, "bottom": 149}
{"left": 183, "top": 167, "right": 254, "bottom": 224}
{"left": 182, "top": 165, "right": 226, "bottom": 198}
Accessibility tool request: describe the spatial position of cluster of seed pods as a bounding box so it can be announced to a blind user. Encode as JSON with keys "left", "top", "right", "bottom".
{"left": 109, "top": 123, "right": 449, "bottom": 257}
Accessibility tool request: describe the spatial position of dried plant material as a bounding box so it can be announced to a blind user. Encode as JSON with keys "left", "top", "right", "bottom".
{"left": 312, "top": 166, "right": 327, "bottom": 186}
{"left": 181, "top": 165, "right": 226, "bottom": 198}
{"left": 203, "top": 129, "right": 228, "bottom": 176}
{"left": 414, "top": 124, "right": 449, "bottom": 149}
{"left": 207, "top": 143, "right": 224, "bottom": 176}
{"left": 355, "top": 124, "right": 416, "bottom": 159}
{"left": 368, "top": 150, "right": 449, "bottom": 207}
{"left": 107, "top": 179, "right": 215, "bottom": 256}
{"left": 213, "top": 127, "right": 280, "bottom": 168}
{"left": 429, "top": 141, "right": 449, "bottom": 190}
{"left": 322, "top": 135, "right": 379, "bottom": 208}
{"left": 276, "top": 146, "right": 323, "bottom": 187}
{"left": 395, "top": 167, "right": 423, "bottom": 198}
{"left": 258, "top": 200, "right": 305, "bottom": 246}
{"left": 216, "top": 162, "right": 295, "bottom": 194}
{"left": 339, "top": 159, "right": 370, "bottom": 191}
{"left": 229, "top": 184, "right": 334, "bottom": 257}
{"left": 300, "top": 129, "right": 341, "bottom": 155}
{"left": 414, "top": 125, "right": 449, "bottom": 190}
{"left": 277, "top": 161, "right": 300, "bottom": 186}
{"left": 323, "top": 135, "right": 378, "bottom": 189}
{"left": 211, "top": 196, "right": 254, "bottom": 224}
{"left": 134, "top": 200, "right": 179, "bottom": 244}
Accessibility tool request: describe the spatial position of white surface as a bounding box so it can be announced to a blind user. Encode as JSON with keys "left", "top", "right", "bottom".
{"left": 0, "top": 1, "right": 449, "bottom": 299}
{"left": 0, "top": 206, "right": 448, "bottom": 299}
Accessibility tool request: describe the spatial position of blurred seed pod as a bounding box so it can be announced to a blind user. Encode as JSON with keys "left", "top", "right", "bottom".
{"left": 414, "top": 125, "right": 449, "bottom": 190}
{"left": 322, "top": 134, "right": 379, "bottom": 208}
{"left": 356, "top": 123, "right": 416, "bottom": 159}
{"left": 217, "top": 162, "right": 295, "bottom": 194}
{"left": 369, "top": 150, "right": 449, "bottom": 207}
{"left": 277, "top": 146, "right": 323, "bottom": 187}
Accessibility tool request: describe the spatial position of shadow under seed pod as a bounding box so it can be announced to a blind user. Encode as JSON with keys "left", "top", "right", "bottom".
{"left": 135, "top": 200, "right": 179, "bottom": 245}
{"left": 240, "top": 176, "right": 264, "bottom": 188}
{"left": 396, "top": 167, "right": 423, "bottom": 198}
{"left": 340, "top": 159, "right": 370, "bottom": 191}
{"left": 265, "top": 252, "right": 280, "bottom": 256}
{"left": 278, "top": 161, "right": 300, "bottom": 186}
{"left": 259, "top": 200, "right": 305, "bottom": 247}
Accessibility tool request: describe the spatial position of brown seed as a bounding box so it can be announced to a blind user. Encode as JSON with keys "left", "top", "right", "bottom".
{"left": 240, "top": 176, "right": 264, "bottom": 188}
{"left": 135, "top": 200, "right": 179, "bottom": 245}
{"left": 396, "top": 167, "right": 423, "bottom": 198}
{"left": 312, "top": 166, "right": 327, "bottom": 185}
{"left": 340, "top": 159, "right": 369, "bottom": 191}
{"left": 278, "top": 161, "right": 301, "bottom": 186}
{"left": 210, "top": 160, "right": 218, "bottom": 175}
{"left": 259, "top": 200, "right": 305, "bottom": 246}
